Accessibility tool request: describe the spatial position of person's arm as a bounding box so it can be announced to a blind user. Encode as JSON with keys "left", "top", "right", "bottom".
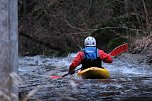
{"left": 98, "top": 50, "right": 113, "bottom": 63}
{"left": 68, "top": 51, "right": 84, "bottom": 73}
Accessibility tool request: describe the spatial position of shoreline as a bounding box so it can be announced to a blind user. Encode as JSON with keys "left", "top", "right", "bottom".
{"left": 117, "top": 53, "right": 152, "bottom": 66}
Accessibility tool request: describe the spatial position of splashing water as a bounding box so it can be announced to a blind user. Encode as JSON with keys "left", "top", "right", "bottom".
{"left": 19, "top": 53, "right": 152, "bottom": 101}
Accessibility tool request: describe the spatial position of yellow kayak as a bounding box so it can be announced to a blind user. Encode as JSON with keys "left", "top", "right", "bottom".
{"left": 77, "top": 67, "right": 110, "bottom": 79}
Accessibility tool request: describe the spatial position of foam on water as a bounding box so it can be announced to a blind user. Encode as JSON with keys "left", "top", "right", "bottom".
{"left": 19, "top": 53, "right": 151, "bottom": 77}
{"left": 19, "top": 53, "right": 152, "bottom": 100}
{"left": 104, "top": 59, "right": 151, "bottom": 77}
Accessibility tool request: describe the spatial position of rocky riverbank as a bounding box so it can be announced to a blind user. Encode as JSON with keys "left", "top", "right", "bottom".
{"left": 117, "top": 53, "right": 151, "bottom": 66}
{"left": 130, "top": 35, "right": 152, "bottom": 65}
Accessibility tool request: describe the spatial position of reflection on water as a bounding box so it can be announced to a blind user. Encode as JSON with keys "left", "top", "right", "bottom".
{"left": 19, "top": 54, "right": 152, "bottom": 101}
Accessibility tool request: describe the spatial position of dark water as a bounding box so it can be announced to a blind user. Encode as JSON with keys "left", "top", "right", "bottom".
{"left": 19, "top": 54, "right": 152, "bottom": 101}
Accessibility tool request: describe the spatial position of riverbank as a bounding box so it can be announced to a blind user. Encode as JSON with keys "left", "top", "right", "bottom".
{"left": 118, "top": 53, "right": 151, "bottom": 66}
{"left": 129, "top": 35, "right": 152, "bottom": 65}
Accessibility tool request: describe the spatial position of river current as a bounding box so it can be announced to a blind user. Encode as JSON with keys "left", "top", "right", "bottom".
{"left": 19, "top": 53, "right": 152, "bottom": 101}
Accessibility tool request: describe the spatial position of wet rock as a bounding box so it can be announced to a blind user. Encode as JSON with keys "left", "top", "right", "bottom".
{"left": 147, "top": 56, "right": 152, "bottom": 64}
{"left": 131, "top": 35, "right": 152, "bottom": 64}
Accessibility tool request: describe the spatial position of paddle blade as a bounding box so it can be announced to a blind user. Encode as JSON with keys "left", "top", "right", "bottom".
{"left": 50, "top": 76, "right": 62, "bottom": 79}
{"left": 109, "top": 43, "right": 128, "bottom": 56}
{"left": 50, "top": 73, "right": 69, "bottom": 79}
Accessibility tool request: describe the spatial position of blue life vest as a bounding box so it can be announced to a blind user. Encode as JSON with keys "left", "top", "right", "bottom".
{"left": 83, "top": 47, "right": 99, "bottom": 60}
{"left": 81, "top": 47, "right": 102, "bottom": 70}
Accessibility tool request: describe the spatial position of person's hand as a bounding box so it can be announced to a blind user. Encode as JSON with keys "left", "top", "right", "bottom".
{"left": 68, "top": 69, "right": 75, "bottom": 75}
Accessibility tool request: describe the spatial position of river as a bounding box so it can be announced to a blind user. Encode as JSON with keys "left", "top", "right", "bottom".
{"left": 19, "top": 53, "right": 152, "bottom": 101}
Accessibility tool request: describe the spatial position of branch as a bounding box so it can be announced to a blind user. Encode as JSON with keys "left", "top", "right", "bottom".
{"left": 141, "top": 0, "right": 150, "bottom": 29}
{"left": 20, "top": 33, "right": 65, "bottom": 51}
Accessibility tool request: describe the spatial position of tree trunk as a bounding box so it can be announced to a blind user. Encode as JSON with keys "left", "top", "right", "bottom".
{"left": 0, "top": 0, "right": 18, "bottom": 101}
{"left": 142, "top": 0, "right": 150, "bottom": 31}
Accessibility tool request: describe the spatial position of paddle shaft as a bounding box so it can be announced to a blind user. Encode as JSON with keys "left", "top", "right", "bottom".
{"left": 62, "top": 67, "right": 81, "bottom": 77}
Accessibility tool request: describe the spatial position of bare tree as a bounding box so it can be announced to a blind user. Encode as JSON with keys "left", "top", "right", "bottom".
{"left": 0, "top": 0, "right": 18, "bottom": 101}
{"left": 141, "top": 0, "right": 150, "bottom": 31}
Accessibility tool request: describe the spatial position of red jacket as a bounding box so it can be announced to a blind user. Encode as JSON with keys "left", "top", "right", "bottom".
{"left": 69, "top": 49, "right": 113, "bottom": 70}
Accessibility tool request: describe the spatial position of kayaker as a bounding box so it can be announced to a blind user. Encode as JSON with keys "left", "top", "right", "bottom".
{"left": 68, "top": 36, "right": 113, "bottom": 75}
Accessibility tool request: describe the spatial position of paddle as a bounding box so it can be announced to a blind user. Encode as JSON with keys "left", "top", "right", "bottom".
{"left": 109, "top": 43, "right": 128, "bottom": 56}
{"left": 50, "top": 43, "right": 128, "bottom": 79}
{"left": 50, "top": 68, "right": 81, "bottom": 79}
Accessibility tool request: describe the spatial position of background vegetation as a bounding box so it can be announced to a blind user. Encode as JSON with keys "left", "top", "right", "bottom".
{"left": 18, "top": 0, "right": 152, "bottom": 58}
